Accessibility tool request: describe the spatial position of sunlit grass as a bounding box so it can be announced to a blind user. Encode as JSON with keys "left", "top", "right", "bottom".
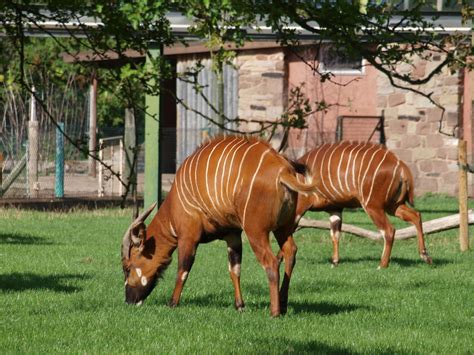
{"left": 0, "top": 194, "right": 472, "bottom": 353}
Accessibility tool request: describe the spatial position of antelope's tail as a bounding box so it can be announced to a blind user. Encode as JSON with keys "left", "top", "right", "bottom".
{"left": 398, "top": 161, "right": 415, "bottom": 206}
{"left": 279, "top": 171, "right": 317, "bottom": 196}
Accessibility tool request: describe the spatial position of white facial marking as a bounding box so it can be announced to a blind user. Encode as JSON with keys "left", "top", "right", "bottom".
{"left": 124, "top": 280, "right": 128, "bottom": 286}
{"left": 136, "top": 268, "right": 142, "bottom": 278}
{"left": 181, "top": 271, "right": 188, "bottom": 281}
{"left": 141, "top": 276, "right": 148, "bottom": 286}
{"left": 136, "top": 301, "right": 143, "bottom": 306}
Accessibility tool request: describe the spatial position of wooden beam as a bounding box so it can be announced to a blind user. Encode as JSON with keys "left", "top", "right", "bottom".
{"left": 298, "top": 210, "right": 474, "bottom": 241}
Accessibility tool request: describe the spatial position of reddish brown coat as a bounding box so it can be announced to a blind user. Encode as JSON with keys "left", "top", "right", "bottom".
{"left": 122, "top": 136, "right": 316, "bottom": 316}
{"left": 296, "top": 142, "right": 431, "bottom": 268}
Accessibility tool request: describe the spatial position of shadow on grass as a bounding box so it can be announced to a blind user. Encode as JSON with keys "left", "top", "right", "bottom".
{"left": 334, "top": 256, "right": 452, "bottom": 268}
{"left": 271, "top": 338, "right": 360, "bottom": 354}
{"left": 0, "top": 232, "right": 53, "bottom": 245}
{"left": 0, "top": 272, "right": 87, "bottom": 293}
{"left": 290, "top": 300, "right": 371, "bottom": 316}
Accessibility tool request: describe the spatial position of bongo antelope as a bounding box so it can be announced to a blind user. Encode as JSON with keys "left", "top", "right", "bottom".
{"left": 121, "top": 136, "right": 316, "bottom": 316}
{"left": 296, "top": 141, "right": 432, "bottom": 268}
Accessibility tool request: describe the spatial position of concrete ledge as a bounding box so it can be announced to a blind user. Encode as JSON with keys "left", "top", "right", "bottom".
{"left": 0, "top": 197, "right": 144, "bottom": 211}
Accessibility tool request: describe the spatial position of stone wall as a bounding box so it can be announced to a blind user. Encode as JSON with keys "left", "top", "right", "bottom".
{"left": 237, "top": 48, "right": 286, "bottom": 147}
{"left": 376, "top": 58, "right": 465, "bottom": 196}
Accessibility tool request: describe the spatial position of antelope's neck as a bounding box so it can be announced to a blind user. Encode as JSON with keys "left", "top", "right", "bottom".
{"left": 146, "top": 200, "right": 177, "bottom": 276}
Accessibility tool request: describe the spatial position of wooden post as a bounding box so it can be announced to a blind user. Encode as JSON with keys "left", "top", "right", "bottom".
{"left": 0, "top": 152, "right": 3, "bottom": 196}
{"left": 124, "top": 107, "right": 136, "bottom": 197}
{"left": 216, "top": 60, "right": 225, "bottom": 133}
{"left": 55, "top": 123, "right": 65, "bottom": 198}
{"left": 88, "top": 73, "right": 97, "bottom": 177}
{"left": 459, "top": 139, "right": 469, "bottom": 251}
{"left": 144, "top": 43, "right": 161, "bottom": 210}
{"left": 28, "top": 86, "right": 39, "bottom": 198}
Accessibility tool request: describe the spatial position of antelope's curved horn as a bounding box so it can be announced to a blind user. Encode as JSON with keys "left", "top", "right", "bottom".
{"left": 121, "top": 202, "right": 158, "bottom": 260}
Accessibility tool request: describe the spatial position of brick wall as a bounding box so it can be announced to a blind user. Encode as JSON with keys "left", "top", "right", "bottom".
{"left": 376, "top": 55, "right": 466, "bottom": 196}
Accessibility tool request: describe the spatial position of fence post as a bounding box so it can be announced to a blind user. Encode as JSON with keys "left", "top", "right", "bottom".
{"left": 28, "top": 87, "right": 39, "bottom": 198}
{"left": 124, "top": 107, "right": 136, "bottom": 198}
{"left": 458, "top": 139, "right": 469, "bottom": 251}
{"left": 336, "top": 116, "right": 342, "bottom": 142}
{"left": 144, "top": 42, "right": 161, "bottom": 210}
{"left": 0, "top": 152, "right": 3, "bottom": 196}
{"left": 55, "top": 123, "right": 64, "bottom": 198}
{"left": 88, "top": 72, "right": 97, "bottom": 177}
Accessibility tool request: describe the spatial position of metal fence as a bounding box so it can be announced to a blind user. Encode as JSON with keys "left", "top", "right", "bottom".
{"left": 335, "top": 115, "right": 385, "bottom": 144}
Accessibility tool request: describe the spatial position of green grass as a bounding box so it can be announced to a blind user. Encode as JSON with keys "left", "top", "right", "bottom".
{"left": 1, "top": 194, "right": 473, "bottom": 354}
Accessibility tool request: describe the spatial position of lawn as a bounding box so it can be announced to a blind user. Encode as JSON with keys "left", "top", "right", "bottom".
{"left": 0, "top": 194, "right": 472, "bottom": 354}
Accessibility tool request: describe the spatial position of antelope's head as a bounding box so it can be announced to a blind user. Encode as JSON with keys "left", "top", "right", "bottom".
{"left": 121, "top": 203, "right": 157, "bottom": 305}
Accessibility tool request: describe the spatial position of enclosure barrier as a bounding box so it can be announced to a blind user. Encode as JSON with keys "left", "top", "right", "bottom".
{"left": 98, "top": 136, "right": 124, "bottom": 197}
{"left": 336, "top": 114, "right": 385, "bottom": 144}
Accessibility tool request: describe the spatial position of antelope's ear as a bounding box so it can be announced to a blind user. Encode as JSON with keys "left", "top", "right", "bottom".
{"left": 131, "top": 222, "right": 147, "bottom": 252}
{"left": 121, "top": 202, "right": 157, "bottom": 262}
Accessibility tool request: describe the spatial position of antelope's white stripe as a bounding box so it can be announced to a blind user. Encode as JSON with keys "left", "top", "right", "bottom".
{"left": 179, "top": 156, "right": 201, "bottom": 211}
{"left": 360, "top": 147, "right": 383, "bottom": 203}
{"left": 337, "top": 143, "right": 352, "bottom": 194}
{"left": 327, "top": 143, "right": 345, "bottom": 198}
{"left": 311, "top": 143, "right": 327, "bottom": 173}
{"left": 351, "top": 143, "right": 367, "bottom": 190}
{"left": 192, "top": 141, "right": 214, "bottom": 216}
{"left": 242, "top": 149, "right": 271, "bottom": 228}
{"left": 345, "top": 143, "right": 362, "bottom": 192}
{"left": 357, "top": 144, "right": 377, "bottom": 193}
{"left": 385, "top": 160, "right": 401, "bottom": 202}
{"left": 205, "top": 139, "right": 228, "bottom": 216}
{"left": 174, "top": 172, "right": 194, "bottom": 216}
{"left": 319, "top": 145, "right": 338, "bottom": 200}
{"left": 225, "top": 140, "right": 248, "bottom": 205}
{"left": 365, "top": 150, "right": 390, "bottom": 206}
{"left": 169, "top": 221, "right": 177, "bottom": 237}
{"left": 186, "top": 144, "right": 204, "bottom": 208}
{"left": 214, "top": 137, "right": 239, "bottom": 208}
{"left": 232, "top": 141, "right": 261, "bottom": 200}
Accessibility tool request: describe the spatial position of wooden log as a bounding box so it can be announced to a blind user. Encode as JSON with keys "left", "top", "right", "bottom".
{"left": 297, "top": 209, "right": 474, "bottom": 241}
{"left": 458, "top": 139, "right": 470, "bottom": 251}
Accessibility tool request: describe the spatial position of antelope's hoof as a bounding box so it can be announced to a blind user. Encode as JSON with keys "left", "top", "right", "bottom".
{"left": 235, "top": 302, "right": 245, "bottom": 312}
{"left": 168, "top": 300, "right": 178, "bottom": 308}
{"left": 421, "top": 253, "right": 433, "bottom": 265}
{"left": 331, "top": 260, "right": 339, "bottom": 268}
{"left": 270, "top": 311, "right": 281, "bottom": 318}
{"left": 377, "top": 264, "right": 389, "bottom": 270}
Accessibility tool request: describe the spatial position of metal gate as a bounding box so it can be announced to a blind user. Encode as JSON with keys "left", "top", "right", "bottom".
{"left": 336, "top": 114, "right": 385, "bottom": 144}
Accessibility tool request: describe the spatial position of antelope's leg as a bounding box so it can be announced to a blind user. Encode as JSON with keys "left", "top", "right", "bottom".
{"left": 274, "top": 230, "right": 297, "bottom": 315}
{"left": 223, "top": 233, "right": 245, "bottom": 311}
{"left": 394, "top": 204, "right": 432, "bottom": 265}
{"left": 328, "top": 211, "right": 342, "bottom": 267}
{"left": 366, "top": 206, "right": 395, "bottom": 268}
{"left": 245, "top": 230, "right": 280, "bottom": 317}
{"left": 169, "top": 237, "right": 199, "bottom": 307}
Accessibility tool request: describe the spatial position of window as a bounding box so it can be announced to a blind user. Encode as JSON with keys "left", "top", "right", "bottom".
{"left": 318, "top": 45, "right": 364, "bottom": 75}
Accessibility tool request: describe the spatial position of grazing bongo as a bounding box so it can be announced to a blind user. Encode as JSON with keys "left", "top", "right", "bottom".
{"left": 121, "top": 136, "right": 316, "bottom": 317}
{"left": 296, "top": 141, "right": 432, "bottom": 268}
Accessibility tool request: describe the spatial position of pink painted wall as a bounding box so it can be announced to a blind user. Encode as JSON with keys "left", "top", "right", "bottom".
{"left": 285, "top": 47, "right": 378, "bottom": 158}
